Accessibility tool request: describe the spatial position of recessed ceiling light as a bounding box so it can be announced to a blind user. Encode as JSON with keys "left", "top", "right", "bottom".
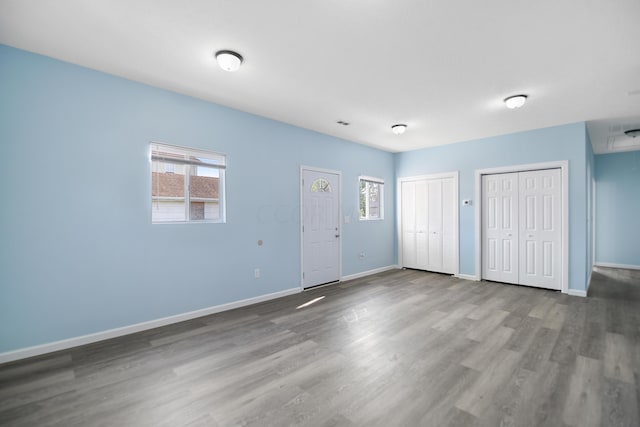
{"left": 504, "top": 94, "right": 528, "bottom": 109}
{"left": 625, "top": 129, "right": 640, "bottom": 138}
{"left": 391, "top": 124, "right": 407, "bottom": 135}
{"left": 215, "top": 50, "right": 243, "bottom": 72}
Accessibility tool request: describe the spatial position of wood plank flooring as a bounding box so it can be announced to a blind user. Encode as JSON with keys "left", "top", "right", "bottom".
{"left": 1, "top": 266, "right": 639, "bottom": 426}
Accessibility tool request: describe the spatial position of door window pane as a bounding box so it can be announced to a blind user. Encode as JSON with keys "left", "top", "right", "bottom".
{"left": 311, "top": 178, "right": 332, "bottom": 192}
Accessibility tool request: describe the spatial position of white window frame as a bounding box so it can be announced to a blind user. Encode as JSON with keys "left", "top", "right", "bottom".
{"left": 359, "top": 175, "right": 384, "bottom": 221}
{"left": 150, "top": 142, "right": 226, "bottom": 224}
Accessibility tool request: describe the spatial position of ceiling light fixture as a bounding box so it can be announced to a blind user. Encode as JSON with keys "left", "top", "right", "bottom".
{"left": 625, "top": 129, "right": 640, "bottom": 138}
{"left": 391, "top": 124, "right": 407, "bottom": 135}
{"left": 215, "top": 50, "right": 243, "bottom": 72}
{"left": 504, "top": 94, "right": 528, "bottom": 109}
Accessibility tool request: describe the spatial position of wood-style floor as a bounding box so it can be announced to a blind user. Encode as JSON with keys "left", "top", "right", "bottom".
{"left": 1, "top": 267, "right": 639, "bottom": 426}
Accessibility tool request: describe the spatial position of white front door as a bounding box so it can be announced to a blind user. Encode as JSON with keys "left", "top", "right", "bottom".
{"left": 518, "top": 169, "right": 562, "bottom": 290}
{"left": 302, "top": 168, "right": 340, "bottom": 288}
{"left": 482, "top": 173, "right": 519, "bottom": 284}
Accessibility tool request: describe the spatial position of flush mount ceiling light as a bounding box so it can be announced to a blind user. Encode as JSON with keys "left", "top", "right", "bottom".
{"left": 391, "top": 124, "right": 407, "bottom": 135}
{"left": 504, "top": 94, "right": 528, "bottom": 109}
{"left": 215, "top": 50, "right": 243, "bottom": 72}
{"left": 624, "top": 129, "right": 640, "bottom": 138}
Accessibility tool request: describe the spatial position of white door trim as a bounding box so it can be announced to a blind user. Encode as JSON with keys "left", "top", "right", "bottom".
{"left": 474, "top": 161, "right": 569, "bottom": 294}
{"left": 397, "top": 171, "right": 459, "bottom": 275}
{"left": 300, "top": 165, "right": 342, "bottom": 290}
{"left": 589, "top": 175, "right": 596, "bottom": 290}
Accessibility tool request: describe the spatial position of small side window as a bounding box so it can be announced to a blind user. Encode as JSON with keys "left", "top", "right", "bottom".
{"left": 359, "top": 176, "right": 384, "bottom": 220}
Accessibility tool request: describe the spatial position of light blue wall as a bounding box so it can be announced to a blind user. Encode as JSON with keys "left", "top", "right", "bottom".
{"left": 595, "top": 151, "right": 640, "bottom": 267}
{"left": 0, "top": 45, "right": 396, "bottom": 353}
{"left": 395, "top": 122, "right": 588, "bottom": 292}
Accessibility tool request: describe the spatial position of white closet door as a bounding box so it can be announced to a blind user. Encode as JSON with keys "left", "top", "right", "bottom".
{"left": 441, "top": 178, "right": 456, "bottom": 273}
{"left": 482, "top": 173, "right": 519, "bottom": 284}
{"left": 414, "top": 180, "right": 429, "bottom": 270}
{"left": 402, "top": 180, "right": 428, "bottom": 270}
{"left": 426, "top": 179, "right": 443, "bottom": 271}
{"left": 401, "top": 181, "right": 417, "bottom": 269}
{"left": 518, "top": 169, "right": 562, "bottom": 290}
{"left": 401, "top": 176, "right": 456, "bottom": 274}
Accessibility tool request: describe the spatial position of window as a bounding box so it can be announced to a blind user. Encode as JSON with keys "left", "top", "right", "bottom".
{"left": 151, "top": 142, "right": 226, "bottom": 223}
{"left": 311, "top": 178, "right": 332, "bottom": 192}
{"left": 359, "top": 176, "right": 384, "bottom": 220}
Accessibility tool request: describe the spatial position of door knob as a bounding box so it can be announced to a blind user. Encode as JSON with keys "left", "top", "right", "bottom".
{"left": 335, "top": 234, "right": 340, "bottom": 238}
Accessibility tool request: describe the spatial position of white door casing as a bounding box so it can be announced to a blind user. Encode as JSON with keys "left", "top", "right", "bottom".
{"left": 301, "top": 167, "right": 341, "bottom": 289}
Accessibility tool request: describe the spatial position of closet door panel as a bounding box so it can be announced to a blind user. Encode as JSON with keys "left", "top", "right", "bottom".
{"left": 401, "top": 181, "right": 417, "bottom": 269}
{"left": 518, "top": 169, "right": 561, "bottom": 290}
{"left": 415, "top": 180, "right": 429, "bottom": 270}
{"left": 441, "top": 178, "right": 456, "bottom": 273}
{"left": 482, "top": 173, "right": 519, "bottom": 284}
{"left": 427, "top": 179, "right": 443, "bottom": 271}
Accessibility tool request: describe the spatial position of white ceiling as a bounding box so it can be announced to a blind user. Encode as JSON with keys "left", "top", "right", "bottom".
{"left": 1, "top": 0, "right": 639, "bottom": 153}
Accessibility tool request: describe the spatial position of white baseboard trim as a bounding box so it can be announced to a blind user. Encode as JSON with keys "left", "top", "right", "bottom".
{"left": 567, "top": 289, "right": 587, "bottom": 298}
{"left": 0, "top": 287, "right": 300, "bottom": 365}
{"left": 594, "top": 262, "right": 640, "bottom": 271}
{"left": 341, "top": 265, "right": 400, "bottom": 282}
{"left": 454, "top": 274, "right": 481, "bottom": 281}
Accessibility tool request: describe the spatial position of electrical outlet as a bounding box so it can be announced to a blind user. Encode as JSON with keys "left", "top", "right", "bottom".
{"left": 359, "top": 252, "right": 366, "bottom": 259}
{"left": 254, "top": 268, "right": 260, "bottom": 279}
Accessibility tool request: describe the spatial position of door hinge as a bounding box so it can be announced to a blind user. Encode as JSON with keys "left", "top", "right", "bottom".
{"left": 303, "top": 272, "right": 305, "bottom": 279}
